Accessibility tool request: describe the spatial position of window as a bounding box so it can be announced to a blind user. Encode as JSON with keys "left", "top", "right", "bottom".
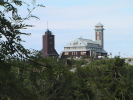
{"left": 96, "top": 26, "right": 101, "bottom": 28}
{"left": 67, "top": 47, "right": 70, "bottom": 49}
{"left": 49, "top": 37, "right": 52, "bottom": 39}
{"left": 73, "top": 43, "right": 77, "bottom": 45}
{"left": 49, "top": 42, "right": 52, "bottom": 44}
{"left": 72, "top": 52, "right": 77, "bottom": 55}
{"left": 99, "top": 32, "right": 101, "bottom": 40}
{"left": 64, "top": 52, "right": 69, "bottom": 55}
{"left": 72, "top": 52, "right": 74, "bottom": 55}
{"left": 73, "top": 47, "right": 76, "bottom": 49}
{"left": 81, "top": 52, "right": 85, "bottom": 55}
{"left": 97, "top": 32, "right": 101, "bottom": 40}
{"left": 79, "top": 47, "right": 83, "bottom": 49}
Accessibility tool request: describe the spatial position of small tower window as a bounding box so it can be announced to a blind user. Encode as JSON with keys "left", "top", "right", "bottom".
{"left": 49, "top": 37, "right": 52, "bottom": 39}
{"left": 49, "top": 42, "right": 52, "bottom": 44}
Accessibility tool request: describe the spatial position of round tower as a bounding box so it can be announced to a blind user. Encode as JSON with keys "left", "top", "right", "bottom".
{"left": 94, "top": 23, "right": 105, "bottom": 49}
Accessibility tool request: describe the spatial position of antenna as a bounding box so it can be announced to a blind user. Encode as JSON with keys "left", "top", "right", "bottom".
{"left": 47, "top": 21, "right": 48, "bottom": 29}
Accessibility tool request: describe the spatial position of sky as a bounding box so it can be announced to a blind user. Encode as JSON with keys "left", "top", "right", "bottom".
{"left": 2, "top": 0, "right": 133, "bottom": 58}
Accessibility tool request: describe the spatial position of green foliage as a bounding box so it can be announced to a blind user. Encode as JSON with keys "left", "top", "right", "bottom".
{"left": 1, "top": 0, "right": 133, "bottom": 100}
{"left": 72, "top": 59, "right": 88, "bottom": 67}
{"left": 82, "top": 55, "right": 91, "bottom": 59}
{"left": 0, "top": 0, "right": 45, "bottom": 99}
{"left": 86, "top": 57, "right": 133, "bottom": 100}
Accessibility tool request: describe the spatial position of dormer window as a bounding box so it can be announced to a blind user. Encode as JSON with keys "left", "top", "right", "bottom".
{"left": 73, "top": 43, "right": 77, "bottom": 45}
{"left": 73, "top": 41, "right": 78, "bottom": 45}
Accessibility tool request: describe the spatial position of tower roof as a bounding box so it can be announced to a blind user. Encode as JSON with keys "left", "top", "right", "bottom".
{"left": 95, "top": 23, "right": 103, "bottom": 27}
{"left": 45, "top": 29, "right": 52, "bottom": 35}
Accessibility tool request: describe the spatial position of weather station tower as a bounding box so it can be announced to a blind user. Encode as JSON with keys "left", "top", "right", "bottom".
{"left": 42, "top": 22, "right": 58, "bottom": 58}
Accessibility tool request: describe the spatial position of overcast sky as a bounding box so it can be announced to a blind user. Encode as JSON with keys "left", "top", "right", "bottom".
{"left": 9, "top": 0, "right": 133, "bottom": 57}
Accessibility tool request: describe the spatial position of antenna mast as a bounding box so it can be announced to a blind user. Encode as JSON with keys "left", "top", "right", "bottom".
{"left": 47, "top": 21, "right": 48, "bottom": 30}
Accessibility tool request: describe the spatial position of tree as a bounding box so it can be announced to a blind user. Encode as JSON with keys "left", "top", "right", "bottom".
{"left": 0, "top": 0, "right": 45, "bottom": 99}
{"left": 1, "top": 1, "right": 133, "bottom": 100}
{"left": 90, "top": 57, "right": 133, "bottom": 100}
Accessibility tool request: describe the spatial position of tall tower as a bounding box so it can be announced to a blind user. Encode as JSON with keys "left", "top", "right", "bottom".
{"left": 42, "top": 29, "right": 58, "bottom": 58}
{"left": 94, "top": 23, "right": 105, "bottom": 49}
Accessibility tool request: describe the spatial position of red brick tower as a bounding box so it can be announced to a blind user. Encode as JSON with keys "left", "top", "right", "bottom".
{"left": 42, "top": 29, "right": 58, "bottom": 58}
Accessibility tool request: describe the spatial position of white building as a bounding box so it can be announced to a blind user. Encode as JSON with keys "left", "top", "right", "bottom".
{"left": 59, "top": 23, "right": 107, "bottom": 58}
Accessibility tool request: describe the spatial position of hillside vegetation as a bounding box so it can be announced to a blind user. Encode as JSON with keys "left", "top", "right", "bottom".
{"left": 1, "top": 54, "right": 133, "bottom": 100}
{"left": 1, "top": 0, "right": 133, "bottom": 99}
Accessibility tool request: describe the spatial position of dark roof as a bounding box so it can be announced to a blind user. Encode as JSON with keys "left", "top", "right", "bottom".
{"left": 45, "top": 29, "right": 52, "bottom": 35}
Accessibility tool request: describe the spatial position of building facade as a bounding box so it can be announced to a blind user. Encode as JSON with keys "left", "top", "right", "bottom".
{"left": 42, "top": 29, "right": 58, "bottom": 58}
{"left": 59, "top": 23, "right": 107, "bottom": 58}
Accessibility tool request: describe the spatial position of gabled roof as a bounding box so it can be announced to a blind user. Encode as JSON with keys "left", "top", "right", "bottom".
{"left": 64, "top": 38, "right": 95, "bottom": 47}
{"left": 79, "top": 38, "right": 95, "bottom": 44}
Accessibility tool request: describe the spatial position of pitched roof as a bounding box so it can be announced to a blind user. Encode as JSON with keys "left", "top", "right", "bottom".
{"left": 64, "top": 38, "right": 96, "bottom": 47}
{"left": 78, "top": 38, "right": 95, "bottom": 44}
{"left": 95, "top": 22, "right": 103, "bottom": 27}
